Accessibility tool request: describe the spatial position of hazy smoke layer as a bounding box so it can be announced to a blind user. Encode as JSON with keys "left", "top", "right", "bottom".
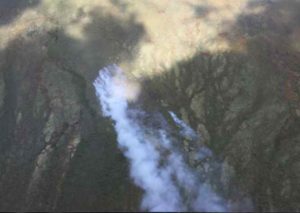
{"left": 93, "top": 64, "right": 227, "bottom": 212}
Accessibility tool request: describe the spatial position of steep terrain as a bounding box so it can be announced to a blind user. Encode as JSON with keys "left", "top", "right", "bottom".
{"left": 142, "top": 1, "right": 300, "bottom": 211}
{"left": 0, "top": 0, "right": 299, "bottom": 211}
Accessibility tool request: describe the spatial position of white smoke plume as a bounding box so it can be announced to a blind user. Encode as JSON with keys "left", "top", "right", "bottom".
{"left": 93, "top": 64, "right": 228, "bottom": 212}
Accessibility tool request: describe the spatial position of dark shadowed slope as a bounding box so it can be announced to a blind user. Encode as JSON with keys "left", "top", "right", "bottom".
{"left": 0, "top": 0, "right": 41, "bottom": 26}
{"left": 0, "top": 6, "right": 144, "bottom": 211}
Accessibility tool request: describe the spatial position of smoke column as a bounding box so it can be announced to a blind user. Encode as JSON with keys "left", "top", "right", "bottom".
{"left": 93, "top": 64, "right": 227, "bottom": 212}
